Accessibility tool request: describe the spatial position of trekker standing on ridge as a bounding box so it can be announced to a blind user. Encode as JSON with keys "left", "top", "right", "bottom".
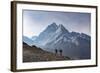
{"left": 59, "top": 49, "right": 63, "bottom": 56}
{"left": 55, "top": 49, "right": 58, "bottom": 55}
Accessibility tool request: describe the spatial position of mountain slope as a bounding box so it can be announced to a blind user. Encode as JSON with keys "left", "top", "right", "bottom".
{"left": 23, "top": 36, "right": 33, "bottom": 46}
{"left": 23, "top": 42, "right": 70, "bottom": 62}
{"left": 31, "top": 36, "right": 37, "bottom": 41}
{"left": 44, "top": 30, "right": 90, "bottom": 59}
{"left": 33, "top": 22, "right": 58, "bottom": 46}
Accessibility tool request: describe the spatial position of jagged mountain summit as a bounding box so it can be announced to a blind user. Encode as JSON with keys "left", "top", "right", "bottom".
{"left": 33, "top": 22, "right": 58, "bottom": 45}
{"left": 23, "top": 22, "right": 91, "bottom": 60}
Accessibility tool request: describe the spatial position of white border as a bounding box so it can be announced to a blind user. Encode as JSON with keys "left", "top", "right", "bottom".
{"left": 17, "top": 3, "right": 96, "bottom": 69}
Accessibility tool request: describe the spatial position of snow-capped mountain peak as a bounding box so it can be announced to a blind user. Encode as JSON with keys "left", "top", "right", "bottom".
{"left": 40, "top": 22, "right": 58, "bottom": 34}
{"left": 32, "top": 22, "right": 58, "bottom": 46}
{"left": 55, "top": 24, "right": 69, "bottom": 34}
{"left": 48, "top": 22, "right": 58, "bottom": 29}
{"left": 59, "top": 24, "right": 65, "bottom": 29}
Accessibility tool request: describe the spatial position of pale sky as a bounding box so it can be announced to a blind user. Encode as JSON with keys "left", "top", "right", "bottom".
{"left": 23, "top": 10, "right": 91, "bottom": 38}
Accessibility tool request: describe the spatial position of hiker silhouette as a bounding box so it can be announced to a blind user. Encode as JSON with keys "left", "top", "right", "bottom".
{"left": 59, "top": 49, "right": 63, "bottom": 56}
{"left": 55, "top": 49, "right": 58, "bottom": 54}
